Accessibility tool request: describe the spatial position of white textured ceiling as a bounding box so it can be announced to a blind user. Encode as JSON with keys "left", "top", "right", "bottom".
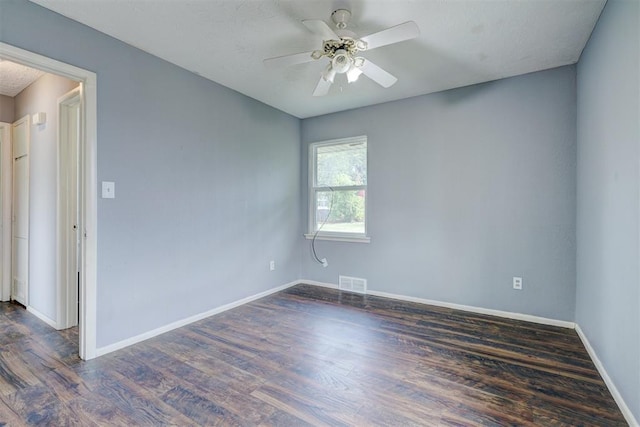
{"left": 0, "top": 60, "right": 45, "bottom": 97}
{"left": 30, "top": 0, "right": 605, "bottom": 118}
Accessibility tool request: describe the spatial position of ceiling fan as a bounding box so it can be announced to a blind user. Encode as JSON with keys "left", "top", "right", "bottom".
{"left": 264, "top": 9, "right": 420, "bottom": 96}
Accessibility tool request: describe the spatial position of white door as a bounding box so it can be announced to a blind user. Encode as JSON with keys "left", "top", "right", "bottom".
{"left": 12, "top": 116, "right": 29, "bottom": 306}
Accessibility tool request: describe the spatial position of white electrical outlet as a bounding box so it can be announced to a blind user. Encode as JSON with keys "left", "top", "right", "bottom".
{"left": 321, "top": 258, "right": 328, "bottom": 268}
{"left": 269, "top": 260, "right": 275, "bottom": 271}
{"left": 513, "top": 277, "right": 523, "bottom": 290}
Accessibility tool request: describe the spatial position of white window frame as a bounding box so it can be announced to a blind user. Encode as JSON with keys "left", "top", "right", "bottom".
{"left": 306, "top": 135, "right": 370, "bottom": 243}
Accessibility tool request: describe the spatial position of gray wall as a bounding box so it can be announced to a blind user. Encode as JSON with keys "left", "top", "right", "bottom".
{"left": 1, "top": 0, "right": 302, "bottom": 348}
{"left": 576, "top": 0, "right": 640, "bottom": 421}
{"left": 14, "top": 73, "right": 78, "bottom": 321}
{"left": 0, "top": 95, "right": 14, "bottom": 123}
{"left": 301, "top": 66, "right": 577, "bottom": 321}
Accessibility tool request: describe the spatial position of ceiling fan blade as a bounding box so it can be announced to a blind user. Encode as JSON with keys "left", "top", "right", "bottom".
{"left": 313, "top": 76, "right": 332, "bottom": 96}
{"left": 359, "top": 21, "right": 420, "bottom": 50}
{"left": 263, "top": 51, "right": 315, "bottom": 68}
{"left": 359, "top": 59, "right": 398, "bottom": 88}
{"left": 302, "top": 19, "right": 340, "bottom": 41}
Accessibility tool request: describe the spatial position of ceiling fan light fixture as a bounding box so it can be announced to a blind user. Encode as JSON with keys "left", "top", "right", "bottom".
{"left": 346, "top": 64, "right": 363, "bottom": 83}
{"left": 322, "top": 63, "right": 336, "bottom": 83}
{"left": 331, "top": 49, "right": 352, "bottom": 74}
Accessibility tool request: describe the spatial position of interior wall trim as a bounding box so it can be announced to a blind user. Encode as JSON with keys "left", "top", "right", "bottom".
{"left": 26, "top": 305, "right": 58, "bottom": 330}
{"left": 96, "top": 278, "right": 577, "bottom": 356}
{"left": 95, "top": 280, "right": 301, "bottom": 357}
{"left": 575, "top": 324, "right": 639, "bottom": 427}
{"left": 302, "top": 280, "right": 575, "bottom": 328}
{"left": 300, "top": 280, "right": 339, "bottom": 290}
{"left": 0, "top": 123, "right": 10, "bottom": 303}
{"left": 367, "top": 289, "right": 575, "bottom": 328}
{"left": 96, "top": 278, "right": 576, "bottom": 358}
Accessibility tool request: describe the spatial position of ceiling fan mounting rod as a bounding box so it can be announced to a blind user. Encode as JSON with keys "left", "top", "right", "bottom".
{"left": 331, "top": 9, "right": 352, "bottom": 30}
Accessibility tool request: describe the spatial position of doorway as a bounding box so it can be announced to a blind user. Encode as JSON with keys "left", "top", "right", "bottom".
{"left": 0, "top": 42, "right": 97, "bottom": 360}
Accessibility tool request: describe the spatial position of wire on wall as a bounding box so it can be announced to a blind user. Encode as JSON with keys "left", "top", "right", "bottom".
{"left": 312, "top": 186, "right": 334, "bottom": 266}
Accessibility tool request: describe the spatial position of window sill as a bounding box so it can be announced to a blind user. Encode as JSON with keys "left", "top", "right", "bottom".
{"left": 304, "top": 234, "right": 371, "bottom": 243}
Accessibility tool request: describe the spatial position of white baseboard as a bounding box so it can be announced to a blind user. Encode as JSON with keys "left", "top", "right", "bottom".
{"left": 298, "top": 281, "right": 574, "bottom": 329}
{"left": 299, "top": 279, "right": 338, "bottom": 290}
{"left": 27, "top": 305, "right": 58, "bottom": 329}
{"left": 94, "top": 278, "right": 572, "bottom": 358}
{"left": 575, "top": 324, "right": 639, "bottom": 427}
{"left": 96, "top": 280, "right": 300, "bottom": 357}
{"left": 367, "top": 289, "right": 575, "bottom": 328}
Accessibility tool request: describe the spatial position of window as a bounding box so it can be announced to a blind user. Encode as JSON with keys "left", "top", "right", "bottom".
{"left": 308, "top": 136, "right": 368, "bottom": 242}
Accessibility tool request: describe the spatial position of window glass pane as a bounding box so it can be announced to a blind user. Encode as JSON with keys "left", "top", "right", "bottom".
{"left": 315, "top": 142, "right": 367, "bottom": 187}
{"left": 315, "top": 189, "right": 366, "bottom": 234}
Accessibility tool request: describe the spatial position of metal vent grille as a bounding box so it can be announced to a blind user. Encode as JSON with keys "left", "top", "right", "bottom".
{"left": 339, "top": 275, "right": 367, "bottom": 294}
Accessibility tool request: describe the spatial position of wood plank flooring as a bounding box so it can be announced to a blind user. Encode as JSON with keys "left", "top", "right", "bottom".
{"left": 0, "top": 284, "right": 627, "bottom": 426}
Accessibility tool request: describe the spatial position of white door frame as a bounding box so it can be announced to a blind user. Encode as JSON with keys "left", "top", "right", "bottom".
{"left": 57, "top": 88, "right": 81, "bottom": 330}
{"left": 0, "top": 42, "right": 98, "bottom": 360}
{"left": 11, "top": 115, "right": 30, "bottom": 307}
{"left": 0, "top": 123, "right": 11, "bottom": 303}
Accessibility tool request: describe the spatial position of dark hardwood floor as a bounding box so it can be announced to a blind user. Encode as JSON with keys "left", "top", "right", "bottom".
{"left": 0, "top": 284, "right": 627, "bottom": 426}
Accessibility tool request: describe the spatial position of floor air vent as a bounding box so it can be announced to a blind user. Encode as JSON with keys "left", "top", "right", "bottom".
{"left": 339, "top": 275, "right": 367, "bottom": 294}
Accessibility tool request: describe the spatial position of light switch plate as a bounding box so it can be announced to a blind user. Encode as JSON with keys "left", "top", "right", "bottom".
{"left": 102, "top": 181, "right": 115, "bottom": 199}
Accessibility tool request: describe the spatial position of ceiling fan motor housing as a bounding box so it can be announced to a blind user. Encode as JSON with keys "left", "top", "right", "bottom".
{"left": 323, "top": 38, "right": 358, "bottom": 58}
